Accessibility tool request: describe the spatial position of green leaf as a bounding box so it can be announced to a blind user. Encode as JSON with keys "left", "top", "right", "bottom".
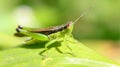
{"left": 0, "top": 37, "right": 119, "bottom": 67}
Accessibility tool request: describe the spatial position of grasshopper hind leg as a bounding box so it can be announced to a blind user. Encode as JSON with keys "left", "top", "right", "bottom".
{"left": 17, "top": 25, "right": 37, "bottom": 31}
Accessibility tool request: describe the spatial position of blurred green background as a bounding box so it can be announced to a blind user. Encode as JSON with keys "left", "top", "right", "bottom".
{"left": 0, "top": 0, "right": 120, "bottom": 62}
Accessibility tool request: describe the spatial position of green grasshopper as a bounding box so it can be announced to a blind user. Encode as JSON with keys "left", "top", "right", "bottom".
{"left": 14, "top": 11, "right": 87, "bottom": 56}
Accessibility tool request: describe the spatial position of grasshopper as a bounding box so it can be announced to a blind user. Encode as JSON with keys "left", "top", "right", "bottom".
{"left": 14, "top": 10, "right": 87, "bottom": 56}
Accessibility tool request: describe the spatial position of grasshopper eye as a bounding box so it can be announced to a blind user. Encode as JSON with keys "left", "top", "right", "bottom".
{"left": 67, "top": 22, "right": 72, "bottom": 28}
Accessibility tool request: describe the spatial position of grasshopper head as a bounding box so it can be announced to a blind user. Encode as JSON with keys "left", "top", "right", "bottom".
{"left": 66, "top": 21, "right": 74, "bottom": 34}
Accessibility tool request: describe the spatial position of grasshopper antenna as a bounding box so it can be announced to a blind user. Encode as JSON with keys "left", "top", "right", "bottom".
{"left": 73, "top": 8, "right": 89, "bottom": 24}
